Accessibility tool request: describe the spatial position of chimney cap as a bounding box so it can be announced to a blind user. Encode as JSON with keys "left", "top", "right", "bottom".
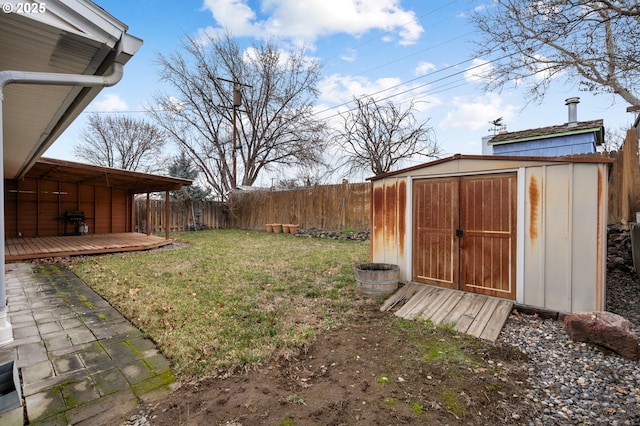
{"left": 565, "top": 97, "right": 580, "bottom": 105}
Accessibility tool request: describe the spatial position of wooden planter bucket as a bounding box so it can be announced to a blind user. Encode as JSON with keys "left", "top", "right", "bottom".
{"left": 354, "top": 263, "right": 399, "bottom": 298}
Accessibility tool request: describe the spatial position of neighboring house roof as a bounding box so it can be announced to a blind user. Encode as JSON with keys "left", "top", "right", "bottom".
{"left": 24, "top": 157, "right": 192, "bottom": 193}
{"left": 0, "top": 0, "right": 142, "bottom": 179}
{"left": 489, "top": 119, "right": 604, "bottom": 146}
{"left": 368, "top": 153, "right": 613, "bottom": 181}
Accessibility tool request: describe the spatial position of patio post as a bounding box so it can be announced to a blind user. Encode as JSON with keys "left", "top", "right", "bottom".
{"left": 146, "top": 193, "right": 151, "bottom": 235}
{"left": 165, "top": 190, "right": 170, "bottom": 239}
{"left": 0, "top": 90, "right": 11, "bottom": 345}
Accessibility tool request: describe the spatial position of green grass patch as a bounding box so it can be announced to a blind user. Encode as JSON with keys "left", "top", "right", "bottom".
{"left": 279, "top": 417, "right": 294, "bottom": 426}
{"left": 443, "top": 391, "right": 465, "bottom": 416}
{"left": 69, "top": 229, "right": 368, "bottom": 379}
{"left": 411, "top": 402, "right": 424, "bottom": 415}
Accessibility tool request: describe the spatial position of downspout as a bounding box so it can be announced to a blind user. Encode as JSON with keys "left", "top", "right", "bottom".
{"left": 0, "top": 61, "right": 124, "bottom": 345}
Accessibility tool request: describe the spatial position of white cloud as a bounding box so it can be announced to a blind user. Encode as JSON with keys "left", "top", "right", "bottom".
{"left": 415, "top": 61, "right": 436, "bottom": 76}
{"left": 464, "top": 58, "right": 493, "bottom": 83}
{"left": 200, "top": 0, "right": 424, "bottom": 45}
{"left": 524, "top": 53, "right": 564, "bottom": 82}
{"left": 93, "top": 94, "right": 128, "bottom": 111}
{"left": 317, "top": 74, "right": 420, "bottom": 105}
{"left": 341, "top": 48, "right": 357, "bottom": 63}
{"left": 439, "top": 93, "right": 517, "bottom": 131}
{"left": 315, "top": 73, "right": 442, "bottom": 132}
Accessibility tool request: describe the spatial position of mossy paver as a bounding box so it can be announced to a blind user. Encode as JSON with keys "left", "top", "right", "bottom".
{"left": 24, "top": 387, "right": 67, "bottom": 422}
{"left": 0, "top": 263, "right": 178, "bottom": 425}
{"left": 121, "top": 359, "right": 156, "bottom": 385}
{"left": 92, "top": 368, "right": 130, "bottom": 396}
{"left": 52, "top": 353, "right": 84, "bottom": 375}
{"left": 22, "top": 360, "right": 54, "bottom": 384}
{"left": 58, "top": 377, "right": 101, "bottom": 408}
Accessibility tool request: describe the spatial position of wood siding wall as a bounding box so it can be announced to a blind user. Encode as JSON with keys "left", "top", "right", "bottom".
{"left": 228, "top": 183, "right": 371, "bottom": 231}
{"left": 608, "top": 127, "right": 640, "bottom": 224}
{"left": 5, "top": 177, "right": 132, "bottom": 237}
{"left": 134, "top": 199, "right": 228, "bottom": 233}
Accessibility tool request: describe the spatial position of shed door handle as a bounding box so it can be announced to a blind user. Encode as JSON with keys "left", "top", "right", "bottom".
{"left": 456, "top": 229, "right": 463, "bottom": 238}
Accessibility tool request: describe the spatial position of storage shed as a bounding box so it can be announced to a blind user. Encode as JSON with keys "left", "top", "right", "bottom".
{"left": 369, "top": 154, "right": 612, "bottom": 314}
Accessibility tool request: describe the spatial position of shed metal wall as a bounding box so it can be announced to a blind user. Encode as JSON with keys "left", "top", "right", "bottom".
{"left": 370, "top": 157, "right": 607, "bottom": 314}
{"left": 522, "top": 163, "right": 606, "bottom": 312}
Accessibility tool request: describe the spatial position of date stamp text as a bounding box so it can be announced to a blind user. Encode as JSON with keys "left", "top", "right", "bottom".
{"left": 2, "top": 2, "right": 47, "bottom": 14}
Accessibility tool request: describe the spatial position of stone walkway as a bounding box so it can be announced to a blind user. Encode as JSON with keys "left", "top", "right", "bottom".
{"left": 0, "top": 263, "right": 178, "bottom": 425}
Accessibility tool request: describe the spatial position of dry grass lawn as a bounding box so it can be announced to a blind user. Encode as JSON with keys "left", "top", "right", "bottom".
{"left": 68, "top": 229, "right": 369, "bottom": 379}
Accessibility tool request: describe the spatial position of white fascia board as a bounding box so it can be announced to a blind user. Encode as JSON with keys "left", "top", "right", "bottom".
{"left": 5, "top": 0, "right": 128, "bottom": 47}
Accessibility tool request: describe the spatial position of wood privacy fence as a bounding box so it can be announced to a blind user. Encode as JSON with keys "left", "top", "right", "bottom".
{"left": 134, "top": 199, "right": 228, "bottom": 233}
{"left": 228, "top": 182, "right": 371, "bottom": 231}
{"left": 608, "top": 127, "right": 640, "bottom": 224}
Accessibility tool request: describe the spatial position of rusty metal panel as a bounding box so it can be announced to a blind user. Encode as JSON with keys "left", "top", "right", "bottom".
{"left": 460, "top": 173, "right": 516, "bottom": 299}
{"left": 522, "top": 163, "right": 602, "bottom": 313}
{"left": 523, "top": 168, "right": 545, "bottom": 308}
{"left": 412, "top": 177, "right": 458, "bottom": 288}
{"left": 371, "top": 178, "right": 409, "bottom": 277}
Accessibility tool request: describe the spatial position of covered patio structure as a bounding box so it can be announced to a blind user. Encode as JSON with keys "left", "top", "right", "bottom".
{"left": 5, "top": 157, "right": 192, "bottom": 261}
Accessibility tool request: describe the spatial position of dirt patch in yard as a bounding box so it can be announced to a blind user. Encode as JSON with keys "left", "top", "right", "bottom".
{"left": 125, "top": 301, "right": 530, "bottom": 425}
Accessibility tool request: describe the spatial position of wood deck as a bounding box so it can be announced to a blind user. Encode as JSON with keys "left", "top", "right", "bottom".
{"left": 5, "top": 233, "right": 173, "bottom": 262}
{"left": 380, "top": 283, "right": 513, "bottom": 342}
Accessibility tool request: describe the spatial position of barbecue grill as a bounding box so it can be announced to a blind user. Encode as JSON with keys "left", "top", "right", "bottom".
{"left": 64, "top": 211, "right": 85, "bottom": 235}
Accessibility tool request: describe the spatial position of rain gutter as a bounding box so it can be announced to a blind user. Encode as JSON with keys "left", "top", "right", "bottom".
{"left": 0, "top": 48, "right": 128, "bottom": 346}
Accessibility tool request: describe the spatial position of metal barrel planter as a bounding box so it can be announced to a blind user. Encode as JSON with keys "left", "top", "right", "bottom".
{"left": 354, "top": 263, "right": 399, "bottom": 298}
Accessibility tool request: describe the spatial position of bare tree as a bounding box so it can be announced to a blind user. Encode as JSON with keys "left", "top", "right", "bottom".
{"left": 74, "top": 114, "right": 167, "bottom": 173}
{"left": 471, "top": 1, "right": 640, "bottom": 106}
{"left": 336, "top": 96, "right": 440, "bottom": 176}
{"left": 148, "top": 32, "right": 327, "bottom": 200}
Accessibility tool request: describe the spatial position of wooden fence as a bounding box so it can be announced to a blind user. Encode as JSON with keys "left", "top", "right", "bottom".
{"left": 228, "top": 182, "right": 371, "bottom": 231}
{"left": 608, "top": 127, "right": 640, "bottom": 224}
{"left": 134, "top": 199, "right": 228, "bottom": 233}
{"left": 135, "top": 136, "right": 638, "bottom": 234}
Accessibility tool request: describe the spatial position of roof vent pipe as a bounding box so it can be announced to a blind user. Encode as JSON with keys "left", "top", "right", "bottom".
{"left": 565, "top": 97, "right": 580, "bottom": 127}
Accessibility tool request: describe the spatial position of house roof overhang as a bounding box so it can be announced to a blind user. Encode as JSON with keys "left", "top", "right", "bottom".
{"left": 0, "top": 0, "right": 143, "bottom": 180}
{"left": 367, "top": 153, "right": 614, "bottom": 181}
{"left": 489, "top": 119, "right": 605, "bottom": 146}
{"left": 21, "top": 157, "right": 192, "bottom": 193}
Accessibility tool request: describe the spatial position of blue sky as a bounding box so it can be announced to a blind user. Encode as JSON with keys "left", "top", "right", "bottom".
{"left": 46, "top": 0, "right": 637, "bottom": 183}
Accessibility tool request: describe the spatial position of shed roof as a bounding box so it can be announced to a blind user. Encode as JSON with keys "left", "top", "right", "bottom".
{"left": 368, "top": 153, "right": 613, "bottom": 181}
{"left": 489, "top": 119, "right": 604, "bottom": 146}
{"left": 22, "top": 157, "right": 192, "bottom": 193}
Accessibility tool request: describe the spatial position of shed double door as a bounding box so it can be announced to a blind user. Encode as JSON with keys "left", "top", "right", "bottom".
{"left": 412, "top": 173, "right": 516, "bottom": 299}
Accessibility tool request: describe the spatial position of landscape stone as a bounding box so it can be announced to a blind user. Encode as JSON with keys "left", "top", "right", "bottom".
{"left": 563, "top": 311, "right": 639, "bottom": 361}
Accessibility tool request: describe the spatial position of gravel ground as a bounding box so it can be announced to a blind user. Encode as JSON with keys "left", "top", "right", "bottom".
{"left": 499, "top": 269, "right": 640, "bottom": 425}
